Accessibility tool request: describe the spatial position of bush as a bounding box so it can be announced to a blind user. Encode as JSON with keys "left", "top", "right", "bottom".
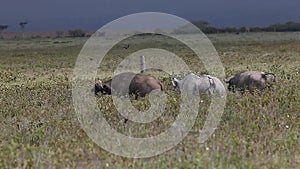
{"left": 68, "top": 29, "right": 85, "bottom": 37}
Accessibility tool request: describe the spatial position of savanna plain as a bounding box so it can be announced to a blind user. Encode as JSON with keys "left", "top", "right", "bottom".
{"left": 0, "top": 32, "right": 299, "bottom": 168}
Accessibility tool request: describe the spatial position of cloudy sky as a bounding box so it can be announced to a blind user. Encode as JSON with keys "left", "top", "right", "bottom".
{"left": 1, "top": 0, "right": 299, "bottom": 31}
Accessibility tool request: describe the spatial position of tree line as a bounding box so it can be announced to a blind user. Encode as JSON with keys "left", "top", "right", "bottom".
{"left": 0, "top": 21, "right": 88, "bottom": 38}
{"left": 173, "top": 21, "right": 300, "bottom": 34}
{"left": 1, "top": 20, "right": 300, "bottom": 38}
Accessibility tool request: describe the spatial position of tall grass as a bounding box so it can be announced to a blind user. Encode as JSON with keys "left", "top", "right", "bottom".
{"left": 0, "top": 33, "right": 299, "bottom": 168}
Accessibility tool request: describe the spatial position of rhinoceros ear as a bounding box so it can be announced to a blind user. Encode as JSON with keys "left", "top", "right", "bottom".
{"left": 223, "top": 76, "right": 234, "bottom": 83}
{"left": 207, "top": 75, "right": 215, "bottom": 86}
{"left": 171, "top": 77, "right": 179, "bottom": 87}
{"left": 264, "top": 73, "right": 276, "bottom": 82}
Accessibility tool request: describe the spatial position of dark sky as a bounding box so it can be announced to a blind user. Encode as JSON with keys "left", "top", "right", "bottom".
{"left": 1, "top": 0, "right": 299, "bottom": 31}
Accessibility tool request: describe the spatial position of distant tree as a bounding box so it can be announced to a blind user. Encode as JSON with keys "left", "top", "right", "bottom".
{"left": 264, "top": 21, "right": 300, "bottom": 32}
{"left": 19, "top": 21, "right": 27, "bottom": 30}
{"left": 201, "top": 26, "right": 219, "bottom": 34}
{"left": 192, "top": 20, "right": 209, "bottom": 28}
{"left": 172, "top": 23, "right": 201, "bottom": 34}
{"left": 0, "top": 25, "right": 8, "bottom": 38}
{"left": 286, "top": 21, "right": 295, "bottom": 25}
{"left": 19, "top": 21, "right": 28, "bottom": 38}
{"left": 0, "top": 25, "right": 8, "bottom": 31}
{"left": 239, "top": 27, "right": 247, "bottom": 33}
{"left": 56, "top": 31, "right": 64, "bottom": 38}
{"left": 249, "top": 27, "right": 263, "bottom": 32}
{"left": 222, "top": 27, "right": 238, "bottom": 33}
{"left": 68, "top": 29, "right": 85, "bottom": 37}
{"left": 284, "top": 21, "right": 300, "bottom": 31}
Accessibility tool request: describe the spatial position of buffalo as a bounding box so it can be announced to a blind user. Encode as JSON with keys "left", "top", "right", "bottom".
{"left": 94, "top": 72, "right": 163, "bottom": 99}
{"left": 172, "top": 73, "right": 226, "bottom": 97}
{"left": 224, "top": 71, "right": 276, "bottom": 93}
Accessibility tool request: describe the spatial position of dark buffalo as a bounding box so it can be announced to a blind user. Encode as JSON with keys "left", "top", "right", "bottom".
{"left": 224, "top": 71, "right": 276, "bottom": 93}
{"left": 94, "top": 72, "right": 163, "bottom": 98}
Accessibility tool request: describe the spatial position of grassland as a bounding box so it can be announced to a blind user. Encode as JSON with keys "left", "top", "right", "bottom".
{"left": 0, "top": 32, "right": 299, "bottom": 168}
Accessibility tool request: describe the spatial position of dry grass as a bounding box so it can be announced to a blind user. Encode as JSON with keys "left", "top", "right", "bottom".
{"left": 0, "top": 32, "right": 299, "bottom": 168}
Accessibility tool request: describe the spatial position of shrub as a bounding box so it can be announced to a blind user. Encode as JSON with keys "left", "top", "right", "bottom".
{"left": 68, "top": 29, "right": 85, "bottom": 37}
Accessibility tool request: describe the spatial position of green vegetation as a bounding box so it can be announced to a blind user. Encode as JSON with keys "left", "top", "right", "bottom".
{"left": 0, "top": 32, "right": 299, "bottom": 168}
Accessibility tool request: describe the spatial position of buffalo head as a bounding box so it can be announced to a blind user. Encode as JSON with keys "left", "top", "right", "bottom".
{"left": 94, "top": 80, "right": 112, "bottom": 95}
